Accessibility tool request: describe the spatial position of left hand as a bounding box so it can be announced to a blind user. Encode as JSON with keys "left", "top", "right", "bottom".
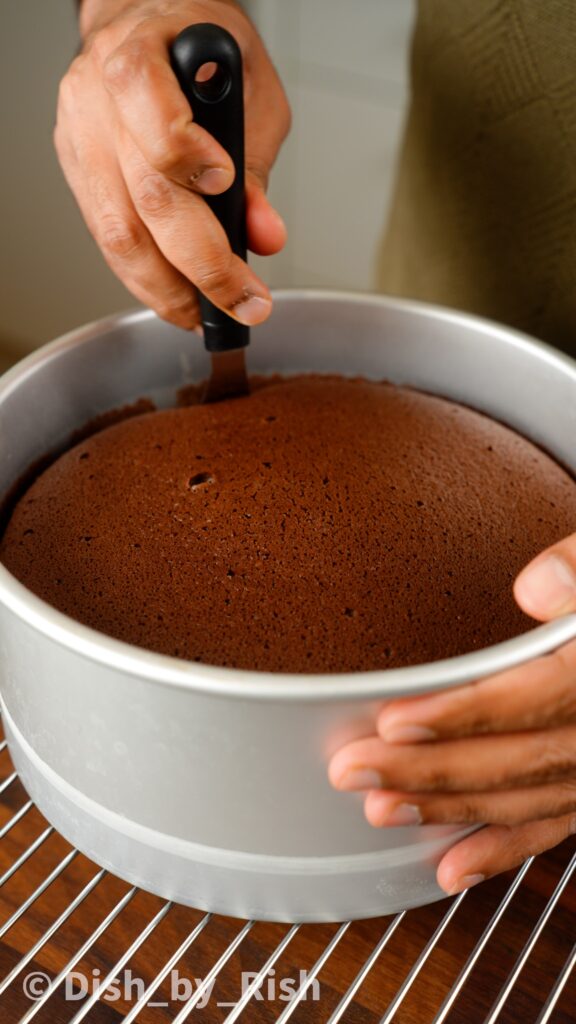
{"left": 328, "top": 535, "right": 576, "bottom": 896}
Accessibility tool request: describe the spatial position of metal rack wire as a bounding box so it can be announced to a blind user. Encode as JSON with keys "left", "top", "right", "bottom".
{"left": 1, "top": 716, "right": 576, "bottom": 1023}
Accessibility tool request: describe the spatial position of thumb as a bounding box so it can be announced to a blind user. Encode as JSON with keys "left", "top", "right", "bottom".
{"left": 514, "top": 535, "right": 576, "bottom": 620}
{"left": 245, "top": 160, "right": 287, "bottom": 256}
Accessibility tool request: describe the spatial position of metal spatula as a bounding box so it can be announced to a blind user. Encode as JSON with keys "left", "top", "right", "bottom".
{"left": 171, "top": 23, "right": 250, "bottom": 402}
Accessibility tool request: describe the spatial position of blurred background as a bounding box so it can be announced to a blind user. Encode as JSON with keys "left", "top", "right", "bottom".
{"left": 0, "top": 1, "right": 413, "bottom": 369}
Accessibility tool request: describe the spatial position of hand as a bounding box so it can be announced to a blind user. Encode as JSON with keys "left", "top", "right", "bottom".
{"left": 55, "top": 0, "right": 290, "bottom": 329}
{"left": 328, "top": 534, "right": 576, "bottom": 896}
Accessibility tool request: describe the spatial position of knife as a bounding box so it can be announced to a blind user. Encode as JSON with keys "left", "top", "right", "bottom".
{"left": 170, "top": 23, "right": 250, "bottom": 402}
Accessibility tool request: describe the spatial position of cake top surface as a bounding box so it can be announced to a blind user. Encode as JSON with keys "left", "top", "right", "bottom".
{"left": 2, "top": 375, "right": 575, "bottom": 673}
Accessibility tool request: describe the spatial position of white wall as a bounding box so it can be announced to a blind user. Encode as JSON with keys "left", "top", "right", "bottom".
{"left": 0, "top": 1, "right": 413, "bottom": 358}
{"left": 250, "top": 0, "right": 414, "bottom": 291}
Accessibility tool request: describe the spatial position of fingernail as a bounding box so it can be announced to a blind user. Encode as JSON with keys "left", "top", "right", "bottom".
{"left": 518, "top": 554, "right": 576, "bottom": 615}
{"left": 191, "top": 167, "right": 233, "bottom": 194}
{"left": 383, "top": 724, "right": 436, "bottom": 744}
{"left": 383, "top": 803, "right": 422, "bottom": 826}
{"left": 338, "top": 768, "right": 382, "bottom": 791}
{"left": 448, "top": 872, "right": 485, "bottom": 895}
{"left": 231, "top": 294, "right": 272, "bottom": 326}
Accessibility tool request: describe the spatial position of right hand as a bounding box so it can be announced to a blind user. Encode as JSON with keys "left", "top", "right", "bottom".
{"left": 55, "top": 0, "right": 291, "bottom": 329}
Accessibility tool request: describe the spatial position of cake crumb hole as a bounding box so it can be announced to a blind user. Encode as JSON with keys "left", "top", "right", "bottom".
{"left": 189, "top": 472, "right": 215, "bottom": 490}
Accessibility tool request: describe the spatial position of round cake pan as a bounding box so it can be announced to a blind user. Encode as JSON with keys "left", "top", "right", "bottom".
{"left": 1, "top": 291, "right": 576, "bottom": 923}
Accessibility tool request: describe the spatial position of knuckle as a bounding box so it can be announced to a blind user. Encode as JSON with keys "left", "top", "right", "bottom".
{"left": 53, "top": 121, "right": 66, "bottom": 160}
{"left": 56, "top": 78, "right": 69, "bottom": 113}
{"left": 557, "top": 781, "right": 576, "bottom": 815}
{"left": 52, "top": 124, "right": 75, "bottom": 174}
{"left": 103, "top": 42, "right": 143, "bottom": 94}
{"left": 100, "top": 218, "right": 142, "bottom": 261}
{"left": 164, "top": 287, "right": 198, "bottom": 318}
{"left": 508, "top": 821, "right": 560, "bottom": 864}
{"left": 132, "top": 173, "right": 174, "bottom": 217}
{"left": 155, "top": 296, "right": 197, "bottom": 327}
{"left": 526, "top": 737, "right": 576, "bottom": 786}
{"left": 154, "top": 301, "right": 177, "bottom": 324}
{"left": 172, "top": 292, "right": 199, "bottom": 318}
{"left": 454, "top": 799, "right": 482, "bottom": 824}
{"left": 194, "top": 253, "right": 235, "bottom": 296}
{"left": 57, "top": 62, "right": 82, "bottom": 109}
{"left": 68, "top": 53, "right": 87, "bottom": 80}
{"left": 89, "top": 24, "right": 121, "bottom": 65}
{"left": 417, "top": 763, "right": 452, "bottom": 792}
{"left": 466, "top": 713, "right": 497, "bottom": 736}
{"left": 148, "top": 132, "right": 187, "bottom": 176}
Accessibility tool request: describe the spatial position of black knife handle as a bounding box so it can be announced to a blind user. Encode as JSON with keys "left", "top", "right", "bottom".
{"left": 170, "top": 23, "right": 249, "bottom": 353}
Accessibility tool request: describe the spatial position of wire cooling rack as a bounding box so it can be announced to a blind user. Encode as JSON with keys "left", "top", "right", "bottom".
{"left": 1, "top": 715, "right": 576, "bottom": 1023}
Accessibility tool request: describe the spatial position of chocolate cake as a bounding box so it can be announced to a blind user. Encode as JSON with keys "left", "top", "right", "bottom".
{"left": 2, "top": 375, "right": 575, "bottom": 672}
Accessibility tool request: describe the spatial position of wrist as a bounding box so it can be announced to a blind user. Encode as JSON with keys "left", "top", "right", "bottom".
{"left": 79, "top": 0, "right": 137, "bottom": 39}
{"left": 78, "top": 0, "right": 245, "bottom": 41}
